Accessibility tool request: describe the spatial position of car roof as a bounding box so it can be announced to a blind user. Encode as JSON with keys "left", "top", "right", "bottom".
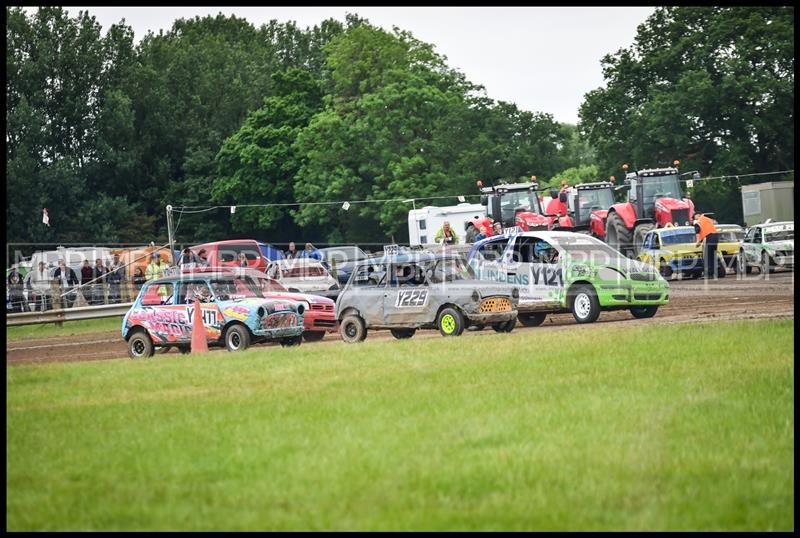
{"left": 654, "top": 226, "right": 696, "bottom": 235}
{"left": 358, "top": 250, "right": 462, "bottom": 266}
{"left": 756, "top": 221, "right": 793, "bottom": 229}
{"left": 276, "top": 258, "right": 324, "bottom": 266}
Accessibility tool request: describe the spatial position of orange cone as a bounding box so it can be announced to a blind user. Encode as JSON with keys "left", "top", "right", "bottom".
{"left": 191, "top": 298, "right": 209, "bottom": 354}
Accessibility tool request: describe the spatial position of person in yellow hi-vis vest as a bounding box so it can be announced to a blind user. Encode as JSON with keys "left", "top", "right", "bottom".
{"left": 145, "top": 252, "right": 170, "bottom": 302}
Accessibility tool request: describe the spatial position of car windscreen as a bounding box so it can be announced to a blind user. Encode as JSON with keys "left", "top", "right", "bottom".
{"left": 557, "top": 236, "right": 628, "bottom": 266}
{"left": 718, "top": 230, "right": 743, "bottom": 242}
{"left": 426, "top": 257, "right": 475, "bottom": 283}
{"left": 209, "top": 277, "right": 263, "bottom": 299}
{"left": 321, "top": 247, "right": 367, "bottom": 263}
{"left": 284, "top": 265, "right": 326, "bottom": 278}
{"left": 660, "top": 232, "right": 697, "bottom": 246}
{"left": 765, "top": 229, "right": 793, "bottom": 242}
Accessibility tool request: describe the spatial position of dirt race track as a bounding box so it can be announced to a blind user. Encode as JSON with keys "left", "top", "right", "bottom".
{"left": 7, "top": 270, "right": 795, "bottom": 366}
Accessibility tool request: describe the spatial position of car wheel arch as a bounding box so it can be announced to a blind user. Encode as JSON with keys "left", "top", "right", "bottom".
{"left": 222, "top": 320, "right": 252, "bottom": 342}
{"left": 338, "top": 306, "right": 362, "bottom": 321}
{"left": 124, "top": 325, "right": 149, "bottom": 342}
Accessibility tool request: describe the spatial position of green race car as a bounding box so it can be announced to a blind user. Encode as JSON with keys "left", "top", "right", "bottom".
{"left": 466, "top": 230, "right": 669, "bottom": 324}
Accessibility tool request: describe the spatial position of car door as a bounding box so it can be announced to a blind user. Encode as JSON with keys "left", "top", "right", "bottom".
{"left": 743, "top": 227, "right": 759, "bottom": 264}
{"left": 347, "top": 263, "right": 388, "bottom": 325}
{"left": 383, "top": 263, "right": 430, "bottom": 326}
{"left": 468, "top": 236, "right": 510, "bottom": 283}
{"left": 513, "top": 235, "right": 563, "bottom": 309}
{"left": 176, "top": 280, "right": 222, "bottom": 343}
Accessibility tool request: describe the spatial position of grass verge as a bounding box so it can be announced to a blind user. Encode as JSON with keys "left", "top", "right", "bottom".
{"left": 6, "top": 316, "right": 123, "bottom": 341}
{"left": 6, "top": 319, "right": 794, "bottom": 531}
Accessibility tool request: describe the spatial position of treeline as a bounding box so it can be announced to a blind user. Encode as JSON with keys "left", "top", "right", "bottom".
{"left": 6, "top": 7, "right": 794, "bottom": 245}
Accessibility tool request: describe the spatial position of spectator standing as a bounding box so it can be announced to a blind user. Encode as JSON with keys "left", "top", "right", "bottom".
{"left": 465, "top": 223, "right": 478, "bottom": 244}
{"left": 178, "top": 247, "right": 199, "bottom": 269}
{"left": 80, "top": 259, "right": 94, "bottom": 306}
{"left": 145, "top": 252, "right": 171, "bottom": 301}
{"left": 493, "top": 222, "right": 503, "bottom": 235}
{"left": 300, "top": 242, "right": 322, "bottom": 260}
{"left": 238, "top": 252, "right": 248, "bottom": 268}
{"left": 132, "top": 267, "right": 147, "bottom": 295}
{"left": 196, "top": 249, "right": 209, "bottom": 267}
{"left": 26, "top": 261, "right": 53, "bottom": 311}
{"left": 285, "top": 242, "right": 299, "bottom": 259}
{"left": 53, "top": 259, "right": 79, "bottom": 308}
{"left": 107, "top": 253, "right": 125, "bottom": 304}
{"left": 475, "top": 226, "right": 489, "bottom": 242}
{"left": 92, "top": 258, "right": 108, "bottom": 305}
{"left": 435, "top": 221, "right": 459, "bottom": 245}
{"left": 7, "top": 266, "right": 27, "bottom": 312}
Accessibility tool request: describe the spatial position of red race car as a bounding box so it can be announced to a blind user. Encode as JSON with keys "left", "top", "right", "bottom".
{"left": 181, "top": 266, "right": 337, "bottom": 342}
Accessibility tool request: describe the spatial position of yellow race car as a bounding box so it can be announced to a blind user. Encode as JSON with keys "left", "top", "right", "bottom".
{"left": 637, "top": 225, "right": 719, "bottom": 278}
{"left": 715, "top": 223, "right": 745, "bottom": 273}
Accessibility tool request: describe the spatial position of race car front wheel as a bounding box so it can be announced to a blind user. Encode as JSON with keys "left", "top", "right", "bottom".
{"left": 570, "top": 285, "right": 600, "bottom": 324}
{"left": 280, "top": 335, "right": 302, "bottom": 347}
{"left": 128, "top": 331, "right": 154, "bottom": 359}
{"left": 630, "top": 306, "right": 658, "bottom": 319}
{"left": 492, "top": 319, "right": 515, "bottom": 332}
{"left": 437, "top": 307, "right": 465, "bottom": 337}
{"left": 224, "top": 324, "right": 251, "bottom": 352}
{"left": 340, "top": 315, "right": 367, "bottom": 343}
{"left": 302, "top": 331, "right": 326, "bottom": 342}
{"left": 518, "top": 313, "right": 546, "bottom": 327}
{"left": 390, "top": 328, "right": 416, "bottom": 339}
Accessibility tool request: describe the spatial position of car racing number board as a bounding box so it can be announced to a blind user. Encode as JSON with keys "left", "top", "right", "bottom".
{"left": 395, "top": 289, "right": 429, "bottom": 308}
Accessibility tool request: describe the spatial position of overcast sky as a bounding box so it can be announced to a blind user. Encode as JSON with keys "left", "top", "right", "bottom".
{"left": 41, "top": 6, "right": 656, "bottom": 124}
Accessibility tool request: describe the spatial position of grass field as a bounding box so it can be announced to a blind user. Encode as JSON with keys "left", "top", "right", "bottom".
{"left": 6, "top": 319, "right": 794, "bottom": 531}
{"left": 7, "top": 316, "right": 123, "bottom": 341}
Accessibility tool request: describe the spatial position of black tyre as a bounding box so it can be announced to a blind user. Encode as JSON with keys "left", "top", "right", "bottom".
{"left": 178, "top": 345, "right": 191, "bottom": 355}
{"left": 605, "top": 212, "right": 634, "bottom": 257}
{"left": 128, "top": 331, "right": 154, "bottom": 359}
{"left": 716, "top": 258, "right": 727, "bottom": 279}
{"left": 632, "top": 223, "right": 656, "bottom": 257}
{"left": 760, "top": 251, "right": 771, "bottom": 275}
{"left": 302, "top": 331, "right": 326, "bottom": 342}
{"left": 281, "top": 335, "right": 302, "bottom": 347}
{"left": 630, "top": 306, "right": 659, "bottom": 319}
{"left": 492, "top": 319, "right": 515, "bottom": 332}
{"left": 224, "top": 323, "right": 251, "bottom": 352}
{"left": 390, "top": 328, "right": 416, "bottom": 339}
{"left": 689, "top": 270, "right": 703, "bottom": 279}
{"left": 569, "top": 284, "right": 601, "bottom": 324}
{"left": 658, "top": 258, "right": 673, "bottom": 278}
{"left": 437, "top": 307, "right": 465, "bottom": 337}
{"left": 739, "top": 250, "right": 752, "bottom": 274}
{"left": 518, "top": 313, "right": 546, "bottom": 327}
{"left": 340, "top": 314, "right": 367, "bottom": 343}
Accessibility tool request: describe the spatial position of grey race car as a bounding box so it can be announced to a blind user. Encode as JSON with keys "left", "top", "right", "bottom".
{"left": 335, "top": 250, "right": 519, "bottom": 342}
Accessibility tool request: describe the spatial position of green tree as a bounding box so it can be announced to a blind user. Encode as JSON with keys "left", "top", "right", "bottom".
{"left": 580, "top": 7, "right": 794, "bottom": 223}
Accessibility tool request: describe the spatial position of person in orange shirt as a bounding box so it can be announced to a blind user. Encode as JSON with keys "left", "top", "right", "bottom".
{"left": 694, "top": 213, "right": 720, "bottom": 279}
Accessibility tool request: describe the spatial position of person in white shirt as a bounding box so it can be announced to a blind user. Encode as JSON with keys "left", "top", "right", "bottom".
{"left": 25, "top": 261, "right": 53, "bottom": 311}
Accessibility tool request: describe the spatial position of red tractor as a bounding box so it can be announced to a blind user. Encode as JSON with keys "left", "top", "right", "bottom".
{"left": 604, "top": 163, "right": 696, "bottom": 257}
{"left": 467, "top": 177, "right": 574, "bottom": 237}
{"left": 559, "top": 181, "right": 617, "bottom": 238}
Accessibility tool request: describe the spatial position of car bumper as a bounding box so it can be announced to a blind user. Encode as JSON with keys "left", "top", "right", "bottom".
{"left": 598, "top": 284, "right": 669, "bottom": 306}
{"left": 668, "top": 256, "right": 704, "bottom": 272}
{"left": 465, "top": 310, "right": 518, "bottom": 324}
{"left": 252, "top": 325, "right": 304, "bottom": 339}
{"left": 303, "top": 310, "right": 338, "bottom": 332}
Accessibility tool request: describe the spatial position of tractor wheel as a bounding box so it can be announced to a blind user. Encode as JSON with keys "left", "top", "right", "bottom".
{"left": 437, "top": 307, "right": 465, "bottom": 337}
{"left": 340, "top": 315, "right": 367, "bottom": 343}
{"left": 569, "top": 284, "right": 600, "bottom": 324}
{"left": 518, "top": 313, "right": 546, "bottom": 327}
{"left": 605, "top": 212, "right": 634, "bottom": 257}
{"left": 632, "top": 223, "right": 656, "bottom": 257}
{"left": 390, "top": 328, "right": 416, "bottom": 339}
{"left": 658, "top": 258, "right": 673, "bottom": 278}
{"left": 630, "top": 306, "right": 659, "bottom": 319}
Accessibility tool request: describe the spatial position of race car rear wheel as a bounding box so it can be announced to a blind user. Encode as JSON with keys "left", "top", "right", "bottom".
{"left": 340, "top": 315, "right": 367, "bottom": 343}
{"left": 390, "top": 328, "right": 416, "bottom": 339}
{"left": 518, "top": 313, "right": 546, "bottom": 327}
{"left": 224, "top": 324, "right": 251, "bottom": 352}
{"left": 630, "top": 306, "right": 659, "bottom": 319}
{"left": 302, "top": 331, "right": 326, "bottom": 342}
{"left": 437, "top": 307, "right": 465, "bottom": 337}
{"left": 569, "top": 284, "right": 600, "bottom": 324}
{"left": 281, "top": 335, "right": 302, "bottom": 347}
{"left": 128, "top": 331, "right": 154, "bottom": 359}
{"left": 492, "top": 319, "right": 515, "bottom": 332}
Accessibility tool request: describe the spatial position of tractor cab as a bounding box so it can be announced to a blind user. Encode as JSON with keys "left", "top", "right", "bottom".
{"left": 565, "top": 182, "right": 616, "bottom": 236}
{"left": 623, "top": 167, "right": 693, "bottom": 227}
{"left": 477, "top": 180, "right": 551, "bottom": 234}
